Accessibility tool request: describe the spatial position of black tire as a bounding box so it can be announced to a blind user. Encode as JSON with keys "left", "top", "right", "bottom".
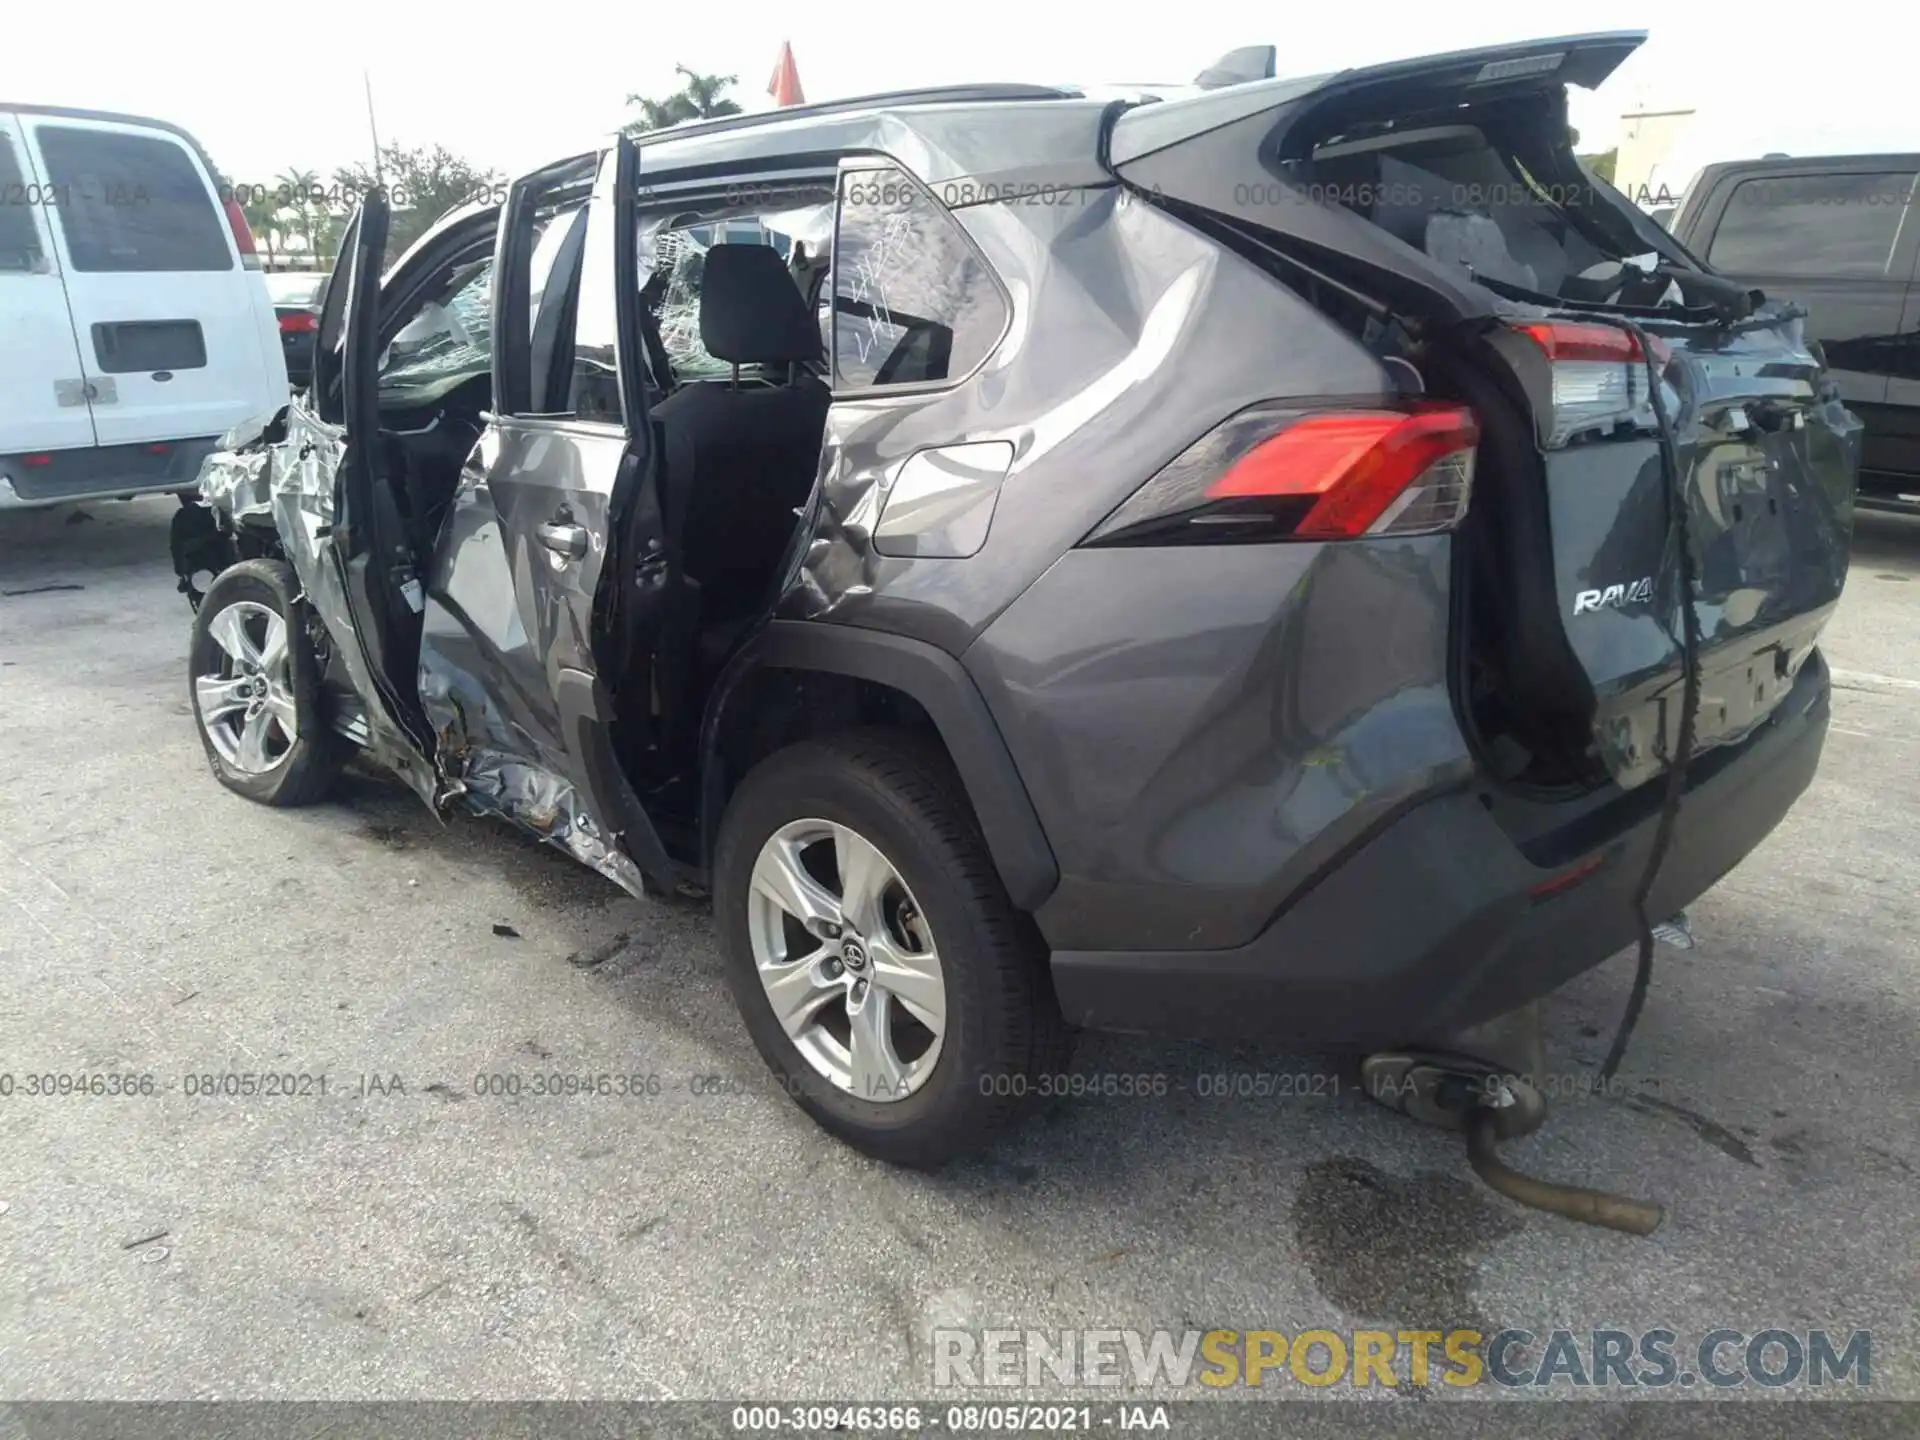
{"left": 188, "top": 558, "right": 342, "bottom": 807}
{"left": 714, "top": 729, "right": 1073, "bottom": 1168}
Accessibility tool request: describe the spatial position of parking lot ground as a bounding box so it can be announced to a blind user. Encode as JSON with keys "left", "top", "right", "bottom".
{"left": 1, "top": 498, "right": 1917, "bottom": 1412}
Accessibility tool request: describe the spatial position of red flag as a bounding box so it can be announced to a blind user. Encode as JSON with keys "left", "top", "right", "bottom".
{"left": 768, "top": 41, "right": 805, "bottom": 107}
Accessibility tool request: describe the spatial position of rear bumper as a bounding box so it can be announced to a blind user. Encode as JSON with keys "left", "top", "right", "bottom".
{"left": 1051, "top": 652, "right": 1830, "bottom": 1046}
{"left": 0, "top": 438, "right": 219, "bottom": 509}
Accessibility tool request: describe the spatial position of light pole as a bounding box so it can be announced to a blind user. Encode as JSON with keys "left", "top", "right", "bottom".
{"left": 364, "top": 70, "right": 384, "bottom": 185}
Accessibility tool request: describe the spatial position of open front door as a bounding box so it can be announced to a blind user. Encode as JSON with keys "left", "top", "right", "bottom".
{"left": 316, "top": 190, "right": 441, "bottom": 801}
{"left": 415, "top": 139, "right": 676, "bottom": 895}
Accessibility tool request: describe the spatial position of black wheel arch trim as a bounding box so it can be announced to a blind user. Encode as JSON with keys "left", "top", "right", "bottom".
{"left": 698, "top": 619, "right": 1060, "bottom": 912}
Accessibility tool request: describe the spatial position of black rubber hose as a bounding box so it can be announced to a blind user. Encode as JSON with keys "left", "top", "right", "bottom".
{"left": 1466, "top": 1108, "right": 1665, "bottom": 1236}
{"left": 1593, "top": 316, "right": 1704, "bottom": 1085}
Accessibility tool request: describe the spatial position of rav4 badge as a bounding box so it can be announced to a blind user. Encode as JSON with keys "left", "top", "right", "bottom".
{"left": 1572, "top": 576, "right": 1655, "bottom": 615}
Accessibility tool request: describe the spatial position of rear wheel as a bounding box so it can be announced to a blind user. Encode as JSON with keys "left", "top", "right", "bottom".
{"left": 714, "top": 730, "right": 1072, "bottom": 1167}
{"left": 188, "top": 559, "right": 341, "bottom": 807}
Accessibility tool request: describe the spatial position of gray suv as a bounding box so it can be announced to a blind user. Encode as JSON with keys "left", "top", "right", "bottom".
{"left": 171, "top": 32, "right": 1858, "bottom": 1166}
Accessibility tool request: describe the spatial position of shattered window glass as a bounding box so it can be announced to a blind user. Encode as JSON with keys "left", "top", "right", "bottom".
{"left": 832, "top": 166, "right": 1006, "bottom": 389}
{"left": 637, "top": 197, "right": 833, "bottom": 383}
{"left": 377, "top": 259, "right": 493, "bottom": 391}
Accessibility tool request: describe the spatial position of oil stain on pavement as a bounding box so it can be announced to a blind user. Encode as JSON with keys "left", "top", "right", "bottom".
{"left": 1291, "top": 1156, "right": 1521, "bottom": 1336}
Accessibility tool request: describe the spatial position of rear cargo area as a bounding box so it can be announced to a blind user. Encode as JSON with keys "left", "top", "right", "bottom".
{"left": 1110, "top": 34, "right": 1862, "bottom": 796}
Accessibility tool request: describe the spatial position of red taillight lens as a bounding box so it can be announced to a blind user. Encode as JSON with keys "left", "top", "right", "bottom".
{"left": 1515, "top": 322, "right": 1638, "bottom": 364}
{"left": 279, "top": 310, "right": 318, "bottom": 334}
{"left": 1087, "top": 402, "right": 1479, "bottom": 546}
{"left": 223, "top": 197, "right": 261, "bottom": 270}
{"left": 1512, "top": 321, "right": 1676, "bottom": 446}
{"left": 22, "top": 454, "right": 53, "bottom": 467}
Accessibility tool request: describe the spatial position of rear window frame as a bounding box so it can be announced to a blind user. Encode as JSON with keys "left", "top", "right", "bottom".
{"left": 32, "top": 122, "right": 235, "bottom": 274}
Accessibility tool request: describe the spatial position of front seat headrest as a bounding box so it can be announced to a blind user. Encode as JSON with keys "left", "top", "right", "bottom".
{"left": 699, "top": 243, "right": 822, "bottom": 366}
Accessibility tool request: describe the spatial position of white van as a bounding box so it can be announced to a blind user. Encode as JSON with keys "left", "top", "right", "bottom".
{"left": 0, "top": 104, "right": 287, "bottom": 509}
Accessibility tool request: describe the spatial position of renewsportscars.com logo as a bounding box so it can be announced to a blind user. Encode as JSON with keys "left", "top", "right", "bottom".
{"left": 933, "top": 1328, "right": 1872, "bottom": 1391}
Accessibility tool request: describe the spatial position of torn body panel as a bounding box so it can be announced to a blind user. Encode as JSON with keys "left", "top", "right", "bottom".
{"left": 418, "top": 665, "right": 646, "bottom": 896}
{"left": 263, "top": 405, "right": 438, "bottom": 802}
{"left": 1534, "top": 318, "right": 1859, "bottom": 788}
{"left": 197, "top": 436, "right": 274, "bottom": 524}
{"left": 183, "top": 402, "right": 646, "bottom": 885}
{"left": 781, "top": 187, "right": 1392, "bottom": 655}
{"left": 416, "top": 427, "right": 653, "bottom": 899}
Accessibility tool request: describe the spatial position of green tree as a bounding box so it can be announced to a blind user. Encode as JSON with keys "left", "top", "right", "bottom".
{"left": 623, "top": 65, "right": 742, "bottom": 135}
{"left": 331, "top": 143, "right": 503, "bottom": 256}
{"left": 228, "top": 176, "right": 280, "bottom": 268}
{"left": 276, "top": 167, "right": 327, "bottom": 267}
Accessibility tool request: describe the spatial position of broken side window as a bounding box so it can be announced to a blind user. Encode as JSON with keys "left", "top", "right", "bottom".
{"left": 831, "top": 165, "right": 1007, "bottom": 390}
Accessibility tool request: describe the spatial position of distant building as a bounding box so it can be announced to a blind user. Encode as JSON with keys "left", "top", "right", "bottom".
{"left": 1615, "top": 105, "right": 1697, "bottom": 209}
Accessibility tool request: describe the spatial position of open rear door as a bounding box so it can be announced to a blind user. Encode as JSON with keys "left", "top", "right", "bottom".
{"left": 414, "top": 138, "right": 677, "bottom": 895}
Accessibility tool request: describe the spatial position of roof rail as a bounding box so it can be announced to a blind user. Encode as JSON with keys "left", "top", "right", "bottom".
{"left": 628, "top": 83, "right": 1079, "bottom": 146}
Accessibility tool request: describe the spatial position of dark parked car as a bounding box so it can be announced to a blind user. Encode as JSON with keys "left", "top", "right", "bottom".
{"left": 1671, "top": 154, "right": 1919, "bottom": 512}
{"left": 171, "top": 31, "right": 1856, "bottom": 1165}
{"left": 263, "top": 270, "right": 327, "bottom": 387}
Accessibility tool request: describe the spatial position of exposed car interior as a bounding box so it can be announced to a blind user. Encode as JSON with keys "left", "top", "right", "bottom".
{"left": 319, "top": 228, "right": 501, "bottom": 565}
{"left": 614, "top": 237, "right": 835, "bottom": 794}
{"left": 1297, "top": 111, "right": 1678, "bottom": 311}
{"left": 654, "top": 244, "right": 832, "bottom": 651}
{"left": 322, "top": 182, "right": 940, "bottom": 818}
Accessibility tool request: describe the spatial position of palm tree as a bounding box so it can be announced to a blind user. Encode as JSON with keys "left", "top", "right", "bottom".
{"left": 675, "top": 66, "right": 741, "bottom": 119}
{"left": 276, "top": 168, "right": 323, "bottom": 266}
{"left": 237, "top": 186, "right": 279, "bottom": 268}
{"left": 623, "top": 93, "right": 685, "bottom": 133}
{"left": 623, "top": 65, "right": 742, "bottom": 135}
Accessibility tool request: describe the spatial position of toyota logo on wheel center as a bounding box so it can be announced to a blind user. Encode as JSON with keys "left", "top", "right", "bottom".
{"left": 840, "top": 937, "right": 869, "bottom": 971}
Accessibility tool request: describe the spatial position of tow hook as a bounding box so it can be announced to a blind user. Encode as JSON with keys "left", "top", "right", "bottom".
{"left": 1361, "top": 1051, "right": 1665, "bottom": 1238}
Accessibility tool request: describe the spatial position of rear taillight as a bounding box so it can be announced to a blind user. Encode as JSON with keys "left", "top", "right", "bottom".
{"left": 279, "top": 310, "right": 318, "bottom": 334}
{"left": 223, "top": 197, "right": 261, "bottom": 270}
{"left": 1086, "top": 402, "right": 1479, "bottom": 547}
{"left": 1513, "top": 321, "right": 1678, "bottom": 446}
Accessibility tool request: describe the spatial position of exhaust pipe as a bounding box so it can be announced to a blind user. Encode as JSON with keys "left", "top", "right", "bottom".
{"left": 1464, "top": 1105, "right": 1664, "bottom": 1236}
{"left": 1362, "top": 1038, "right": 1666, "bottom": 1238}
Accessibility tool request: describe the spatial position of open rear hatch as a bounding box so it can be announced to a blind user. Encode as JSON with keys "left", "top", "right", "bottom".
{"left": 1110, "top": 32, "right": 1860, "bottom": 791}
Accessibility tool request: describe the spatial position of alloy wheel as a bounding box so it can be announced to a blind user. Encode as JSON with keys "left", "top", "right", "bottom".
{"left": 194, "top": 600, "right": 299, "bottom": 774}
{"left": 746, "top": 819, "right": 947, "bottom": 1102}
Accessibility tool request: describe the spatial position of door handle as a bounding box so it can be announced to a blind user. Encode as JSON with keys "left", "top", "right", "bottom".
{"left": 537, "top": 521, "right": 589, "bottom": 559}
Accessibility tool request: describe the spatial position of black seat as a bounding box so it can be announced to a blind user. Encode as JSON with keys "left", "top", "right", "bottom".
{"left": 651, "top": 244, "right": 831, "bottom": 624}
{"left": 646, "top": 244, "right": 831, "bottom": 764}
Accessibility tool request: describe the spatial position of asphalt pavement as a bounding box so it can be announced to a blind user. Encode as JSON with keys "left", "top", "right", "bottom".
{"left": 1, "top": 497, "right": 1915, "bottom": 1419}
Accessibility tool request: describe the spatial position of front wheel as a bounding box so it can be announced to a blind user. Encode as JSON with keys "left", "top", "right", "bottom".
{"left": 188, "top": 559, "right": 342, "bottom": 807}
{"left": 713, "top": 731, "right": 1072, "bottom": 1167}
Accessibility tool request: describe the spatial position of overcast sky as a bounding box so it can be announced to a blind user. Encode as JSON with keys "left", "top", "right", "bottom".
{"left": 13, "top": 0, "right": 1918, "bottom": 192}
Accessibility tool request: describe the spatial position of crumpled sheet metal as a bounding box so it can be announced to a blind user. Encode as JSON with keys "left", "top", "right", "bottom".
{"left": 198, "top": 413, "right": 442, "bottom": 804}
{"left": 451, "top": 749, "right": 646, "bottom": 896}
{"left": 420, "top": 655, "right": 646, "bottom": 898}
{"left": 196, "top": 445, "right": 274, "bottom": 523}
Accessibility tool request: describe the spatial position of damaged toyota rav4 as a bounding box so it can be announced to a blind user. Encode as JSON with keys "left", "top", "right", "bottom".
{"left": 172, "top": 33, "right": 1858, "bottom": 1167}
